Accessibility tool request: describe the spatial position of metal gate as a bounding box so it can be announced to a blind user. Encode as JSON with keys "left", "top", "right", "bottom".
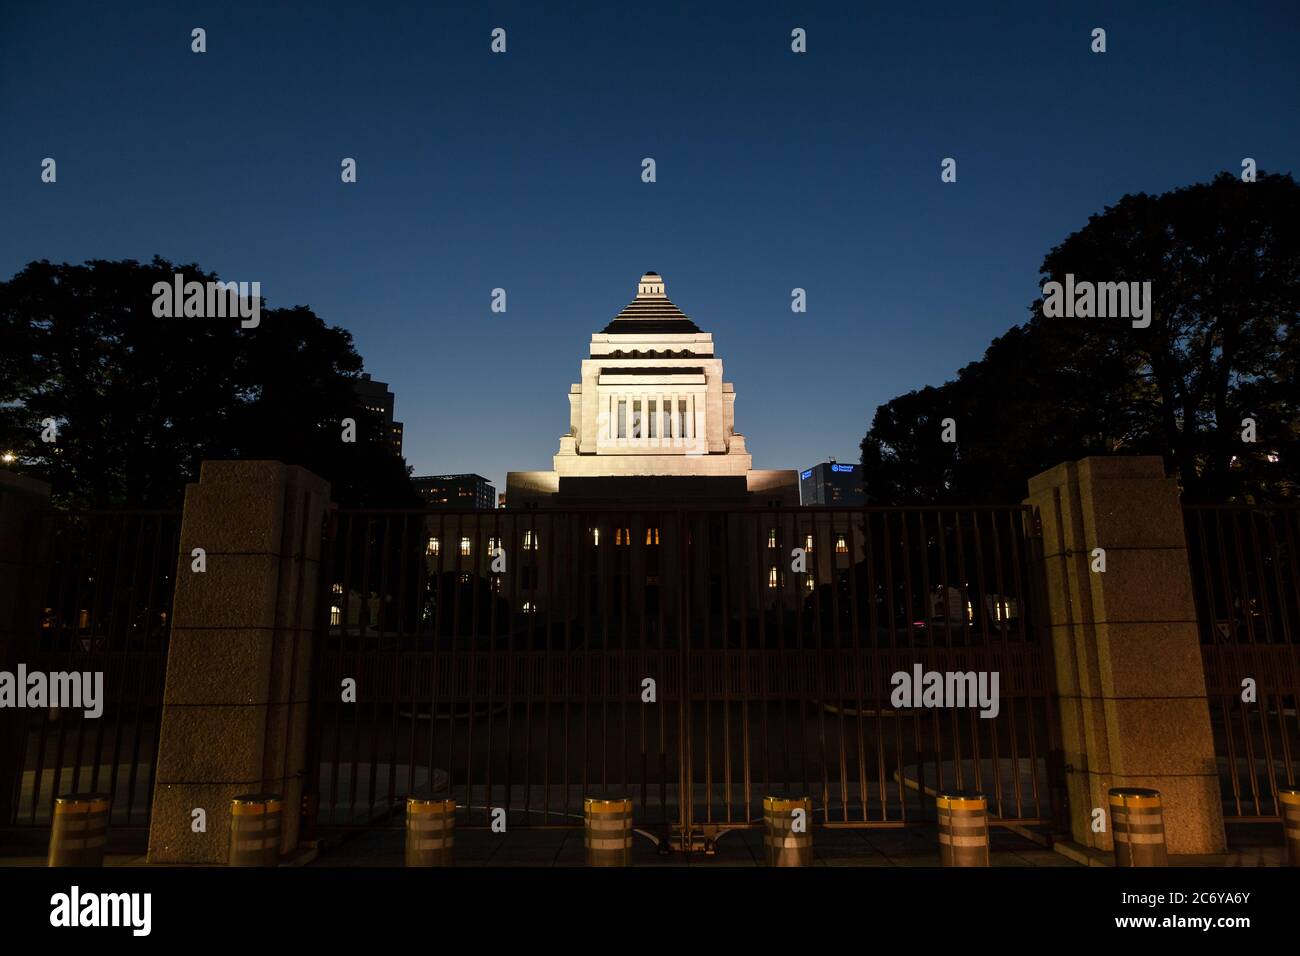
{"left": 306, "top": 505, "right": 1059, "bottom": 849}
{"left": 1184, "top": 504, "right": 1300, "bottom": 823}
{"left": 3, "top": 511, "right": 180, "bottom": 830}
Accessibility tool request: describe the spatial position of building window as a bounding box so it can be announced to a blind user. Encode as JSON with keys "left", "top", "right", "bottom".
{"left": 330, "top": 605, "right": 342, "bottom": 626}
{"left": 618, "top": 400, "right": 627, "bottom": 439}
{"left": 426, "top": 537, "right": 441, "bottom": 556}
{"left": 487, "top": 536, "right": 501, "bottom": 553}
{"left": 459, "top": 537, "right": 472, "bottom": 556}
{"left": 458, "top": 572, "right": 471, "bottom": 584}
{"left": 522, "top": 601, "right": 536, "bottom": 613}
{"left": 590, "top": 527, "right": 600, "bottom": 546}
{"left": 648, "top": 399, "right": 657, "bottom": 438}
{"left": 615, "top": 527, "right": 631, "bottom": 546}
{"left": 632, "top": 400, "right": 642, "bottom": 439}
{"left": 678, "top": 399, "right": 688, "bottom": 438}
{"left": 835, "top": 534, "right": 848, "bottom": 554}
{"left": 804, "top": 534, "right": 814, "bottom": 552}
{"left": 645, "top": 527, "right": 659, "bottom": 545}
{"left": 768, "top": 567, "right": 779, "bottom": 589}
{"left": 804, "top": 575, "right": 815, "bottom": 592}
{"left": 523, "top": 530, "right": 539, "bottom": 550}
{"left": 767, "top": 529, "right": 777, "bottom": 549}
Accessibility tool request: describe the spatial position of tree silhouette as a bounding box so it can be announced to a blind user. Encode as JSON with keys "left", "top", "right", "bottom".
{"left": 861, "top": 172, "right": 1300, "bottom": 503}
{"left": 0, "top": 256, "right": 418, "bottom": 508}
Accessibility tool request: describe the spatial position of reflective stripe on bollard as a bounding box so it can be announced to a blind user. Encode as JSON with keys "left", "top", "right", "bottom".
{"left": 406, "top": 797, "right": 456, "bottom": 866}
{"left": 229, "top": 794, "right": 282, "bottom": 867}
{"left": 762, "top": 796, "right": 813, "bottom": 867}
{"left": 1109, "top": 788, "right": 1167, "bottom": 867}
{"left": 48, "top": 794, "right": 111, "bottom": 867}
{"left": 584, "top": 797, "right": 632, "bottom": 867}
{"left": 937, "top": 791, "right": 989, "bottom": 867}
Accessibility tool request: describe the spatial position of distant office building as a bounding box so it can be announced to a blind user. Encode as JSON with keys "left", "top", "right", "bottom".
{"left": 412, "top": 474, "right": 497, "bottom": 509}
{"left": 799, "top": 460, "right": 865, "bottom": 506}
{"left": 353, "top": 373, "right": 404, "bottom": 457}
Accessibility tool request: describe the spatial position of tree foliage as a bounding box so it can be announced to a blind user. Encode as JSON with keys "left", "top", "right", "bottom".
{"left": 861, "top": 172, "right": 1300, "bottom": 503}
{"left": 0, "top": 257, "right": 418, "bottom": 508}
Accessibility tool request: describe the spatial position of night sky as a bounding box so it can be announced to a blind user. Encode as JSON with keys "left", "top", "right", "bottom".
{"left": 3, "top": 1, "right": 1297, "bottom": 493}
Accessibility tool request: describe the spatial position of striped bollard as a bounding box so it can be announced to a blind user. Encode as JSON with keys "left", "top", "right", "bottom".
{"left": 229, "top": 794, "right": 282, "bottom": 867}
{"left": 406, "top": 798, "right": 456, "bottom": 866}
{"left": 1281, "top": 786, "right": 1300, "bottom": 867}
{"left": 1109, "top": 787, "right": 1167, "bottom": 867}
{"left": 762, "top": 796, "right": 813, "bottom": 867}
{"left": 48, "top": 794, "right": 111, "bottom": 867}
{"left": 937, "top": 791, "right": 989, "bottom": 867}
{"left": 584, "top": 797, "right": 632, "bottom": 866}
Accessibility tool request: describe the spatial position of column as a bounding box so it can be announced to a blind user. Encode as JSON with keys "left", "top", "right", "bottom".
{"left": 1026, "top": 456, "right": 1225, "bottom": 855}
{"left": 148, "top": 460, "right": 331, "bottom": 863}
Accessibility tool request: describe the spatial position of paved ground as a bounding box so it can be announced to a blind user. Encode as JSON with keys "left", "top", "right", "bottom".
{"left": 306, "top": 824, "right": 1080, "bottom": 867}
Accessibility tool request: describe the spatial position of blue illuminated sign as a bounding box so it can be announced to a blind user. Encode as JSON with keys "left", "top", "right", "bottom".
{"left": 800, "top": 470, "right": 812, "bottom": 480}
{"left": 832, "top": 464, "right": 856, "bottom": 473}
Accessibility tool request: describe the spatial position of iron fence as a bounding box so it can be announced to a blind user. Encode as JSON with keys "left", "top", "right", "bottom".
{"left": 1184, "top": 504, "right": 1300, "bottom": 823}
{"left": 307, "top": 505, "right": 1058, "bottom": 846}
{"left": 4, "top": 511, "right": 180, "bottom": 828}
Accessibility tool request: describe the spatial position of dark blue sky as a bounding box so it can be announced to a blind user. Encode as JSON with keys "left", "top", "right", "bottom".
{"left": 3, "top": 2, "right": 1297, "bottom": 494}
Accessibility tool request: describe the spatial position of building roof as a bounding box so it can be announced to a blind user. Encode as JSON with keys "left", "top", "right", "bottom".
{"left": 601, "top": 272, "right": 701, "bottom": 335}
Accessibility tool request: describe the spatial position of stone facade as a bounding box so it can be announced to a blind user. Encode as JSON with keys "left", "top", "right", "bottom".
{"left": 508, "top": 273, "right": 797, "bottom": 504}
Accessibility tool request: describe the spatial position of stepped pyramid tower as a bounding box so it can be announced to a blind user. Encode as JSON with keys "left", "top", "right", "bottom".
{"left": 507, "top": 272, "right": 797, "bottom": 506}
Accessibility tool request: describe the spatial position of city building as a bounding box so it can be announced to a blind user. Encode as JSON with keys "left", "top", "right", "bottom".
{"left": 411, "top": 473, "right": 497, "bottom": 509}
{"left": 507, "top": 272, "right": 798, "bottom": 507}
{"left": 799, "top": 460, "right": 866, "bottom": 506}
{"left": 353, "top": 373, "right": 404, "bottom": 457}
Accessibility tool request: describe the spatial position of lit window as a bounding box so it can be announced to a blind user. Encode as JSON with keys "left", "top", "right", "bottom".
{"left": 459, "top": 572, "right": 471, "bottom": 584}
{"left": 426, "top": 537, "right": 440, "bottom": 556}
{"left": 522, "top": 601, "right": 536, "bottom": 613}
{"left": 646, "top": 527, "right": 659, "bottom": 545}
{"left": 768, "top": 567, "right": 779, "bottom": 589}
{"left": 330, "top": 606, "right": 342, "bottom": 626}
{"left": 591, "top": 527, "right": 600, "bottom": 546}
{"left": 460, "top": 537, "right": 472, "bottom": 556}
{"left": 332, "top": 583, "right": 344, "bottom": 595}
{"left": 615, "top": 527, "right": 631, "bottom": 546}
{"left": 804, "top": 534, "right": 814, "bottom": 552}
{"left": 488, "top": 536, "right": 500, "bottom": 552}
{"left": 804, "top": 576, "right": 815, "bottom": 591}
{"left": 835, "top": 535, "right": 848, "bottom": 554}
{"left": 767, "top": 529, "right": 777, "bottom": 549}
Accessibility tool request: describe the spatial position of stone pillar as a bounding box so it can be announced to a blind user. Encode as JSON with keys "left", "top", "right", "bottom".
{"left": 147, "top": 461, "right": 330, "bottom": 864}
{"left": 1026, "top": 456, "right": 1225, "bottom": 855}
{"left": 0, "top": 470, "right": 52, "bottom": 825}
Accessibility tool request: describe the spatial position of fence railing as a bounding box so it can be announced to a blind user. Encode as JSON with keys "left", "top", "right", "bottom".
{"left": 4, "top": 511, "right": 180, "bottom": 828}
{"left": 307, "top": 505, "right": 1059, "bottom": 840}
{"left": 1184, "top": 504, "right": 1300, "bottom": 822}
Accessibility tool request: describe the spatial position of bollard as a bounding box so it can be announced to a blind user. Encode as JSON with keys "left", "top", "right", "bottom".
{"left": 1109, "top": 787, "right": 1167, "bottom": 867}
{"left": 1281, "top": 786, "right": 1300, "bottom": 867}
{"left": 762, "top": 796, "right": 813, "bottom": 867}
{"left": 584, "top": 797, "right": 632, "bottom": 866}
{"left": 937, "top": 791, "right": 989, "bottom": 867}
{"left": 405, "top": 797, "right": 456, "bottom": 866}
{"left": 48, "top": 794, "right": 110, "bottom": 867}
{"left": 229, "top": 794, "right": 282, "bottom": 867}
